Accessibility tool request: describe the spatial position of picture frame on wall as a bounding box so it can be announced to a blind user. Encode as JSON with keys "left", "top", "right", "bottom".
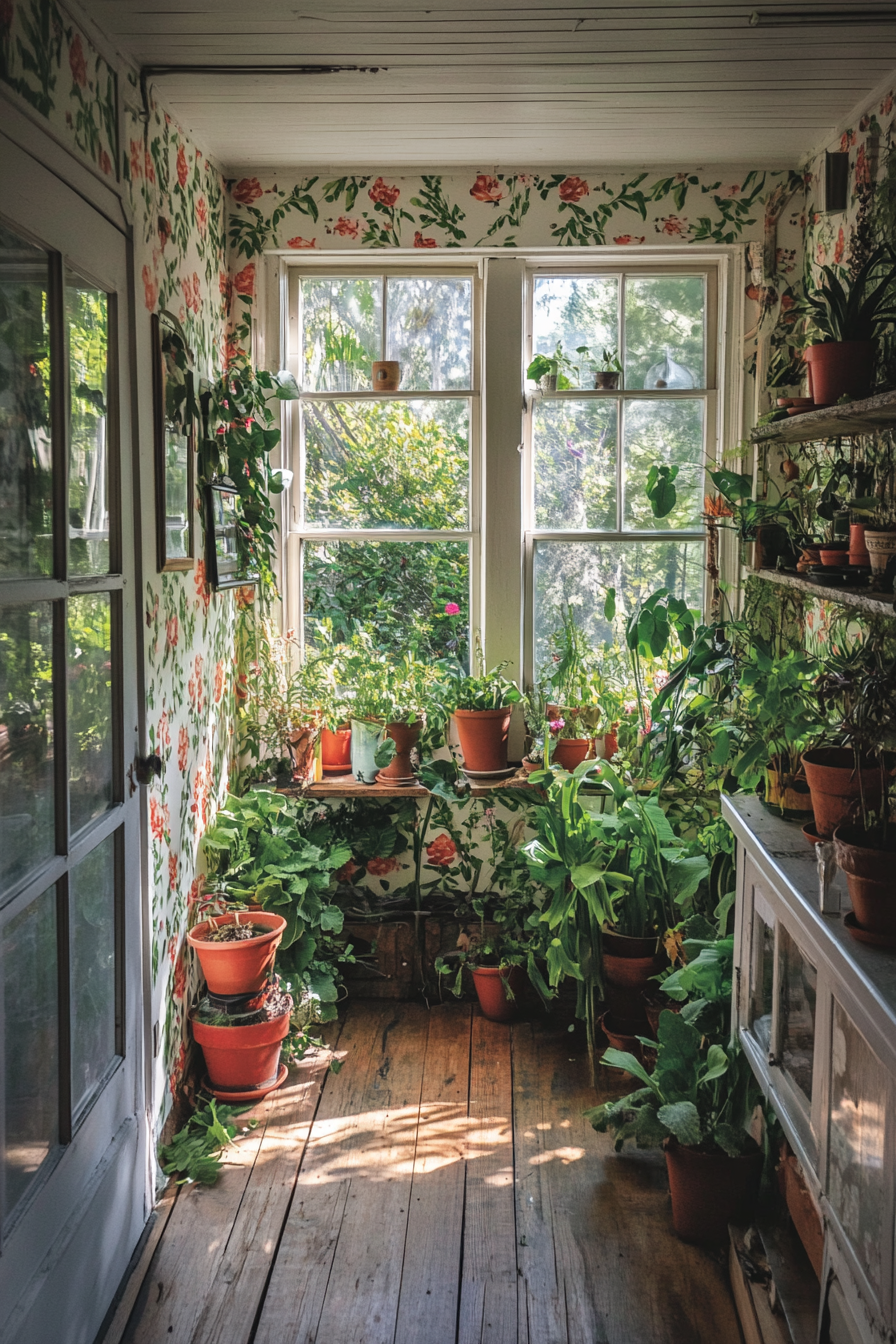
{"left": 152, "top": 312, "right": 195, "bottom": 573}
{"left": 206, "top": 481, "right": 257, "bottom": 590}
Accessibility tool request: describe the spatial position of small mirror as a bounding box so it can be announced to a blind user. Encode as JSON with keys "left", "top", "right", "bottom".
{"left": 152, "top": 312, "right": 195, "bottom": 572}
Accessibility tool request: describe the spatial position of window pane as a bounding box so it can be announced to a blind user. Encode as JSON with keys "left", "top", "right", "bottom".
{"left": 67, "top": 274, "right": 109, "bottom": 575}
{"left": 304, "top": 538, "right": 469, "bottom": 661}
{"left": 0, "top": 602, "right": 55, "bottom": 897}
{"left": 0, "top": 223, "right": 53, "bottom": 578}
{"left": 2, "top": 884, "right": 58, "bottom": 1220}
{"left": 386, "top": 277, "right": 472, "bottom": 390}
{"left": 828, "top": 1001, "right": 886, "bottom": 1297}
{"left": 68, "top": 593, "right": 113, "bottom": 833}
{"left": 533, "top": 398, "right": 616, "bottom": 530}
{"left": 622, "top": 399, "right": 704, "bottom": 531}
{"left": 532, "top": 275, "right": 618, "bottom": 390}
{"left": 71, "top": 831, "right": 117, "bottom": 1113}
{"left": 779, "top": 923, "right": 816, "bottom": 1104}
{"left": 301, "top": 277, "right": 382, "bottom": 391}
{"left": 625, "top": 274, "right": 705, "bottom": 390}
{"left": 304, "top": 399, "right": 468, "bottom": 529}
{"left": 533, "top": 538, "right": 703, "bottom": 666}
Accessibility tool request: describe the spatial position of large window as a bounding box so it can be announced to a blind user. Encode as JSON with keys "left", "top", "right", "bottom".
{"left": 526, "top": 268, "right": 711, "bottom": 668}
{"left": 286, "top": 268, "right": 479, "bottom": 661}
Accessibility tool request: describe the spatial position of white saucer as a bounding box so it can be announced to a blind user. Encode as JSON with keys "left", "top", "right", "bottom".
{"left": 461, "top": 766, "right": 517, "bottom": 780}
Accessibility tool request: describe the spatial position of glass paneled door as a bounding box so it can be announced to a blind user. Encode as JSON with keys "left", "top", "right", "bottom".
{"left": 0, "top": 137, "right": 145, "bottom": 1344}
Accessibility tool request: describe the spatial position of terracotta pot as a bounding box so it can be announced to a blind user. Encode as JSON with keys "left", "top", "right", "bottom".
{"left": 599, "top": 1011, "right": 644, "bottom": 1076}
{"left": 802, "top": 747, "right": 886, "bottom": 840}
{"left": 378, "top": 718, "right": 422, "bottom": 784}
{"left": 664, "top": 1140, "right": 763, "bottom": 1243}
{"left": 819, "top": 544, "right": 849, "bottom": 567}
{"left": 643, "top": 994, "right": 682, "bottom": 1039}
{"left": 372, "top": 360, "right": 400, "bottom": 391}
{"left": 865, "top": 529, "right": 896, "bottom": 575}
{"left": 594, "top": 371, "right": 620, "bottom": 390}
{"left": 833, "top": 824, "right": 896, "bottom": 936}
{"left": 191, "top": 1009, "right": 290, "bottom": 1092}
{"left": 321, "top": 723, "right": 352, "bottom": 774}
{"left": 454, "top": 707, "right": 513, "bottom": 774}
{"left": 604, "top": 726, "right": 619, "bottom": 758}
{"left": 551, "top": 737, "right": 592, "bottom": 770}
{"left": 522, "top": 759, "right": 542, "bottom": 774}
{"left": 187, "top": 912, "right": 286, "bottom": 996}
{"left": 764, "top": 761, "right": 813, "bottom": 820}
{"left": 849, "top": 523, "right": 871, "bottom": 568}
{"left": 471, "top": 964, "right": 526, "bottom": 1023}
{"left": 602, "top": 929, "right": 666, "bottom": 1034}
{"left": 803, "top": 340, "right": 874, "bottom": 404}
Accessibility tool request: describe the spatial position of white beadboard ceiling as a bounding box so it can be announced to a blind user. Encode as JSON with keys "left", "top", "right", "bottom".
{"left": 81, "top": 0, "right": 896, "bottom": 170}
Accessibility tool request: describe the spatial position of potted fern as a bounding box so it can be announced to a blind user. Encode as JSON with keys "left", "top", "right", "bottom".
{"left": 802, "top": 246, "right": 896, "bottom": 405}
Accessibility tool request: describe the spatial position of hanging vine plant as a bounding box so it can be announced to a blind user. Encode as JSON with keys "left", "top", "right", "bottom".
{"left": 197, "top": 354, "right": 299, "bottom": 593}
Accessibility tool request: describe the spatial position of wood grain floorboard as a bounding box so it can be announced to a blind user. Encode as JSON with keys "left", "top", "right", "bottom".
{"left": 457, "top": 1012, "right": 518, "bottom": 1344}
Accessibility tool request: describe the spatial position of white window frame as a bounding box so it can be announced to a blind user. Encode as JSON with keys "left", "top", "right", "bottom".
{"left": 266, "top": 247, "right": 744, "bottom": 737}
{"left": 279, "top": 259, "right": 483, "bottom": 651}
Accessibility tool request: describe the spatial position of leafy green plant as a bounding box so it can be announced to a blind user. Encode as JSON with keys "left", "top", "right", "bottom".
{"left": 605, "top": 585, "right": 697, "bottom": 740}
{"left": 730, "top": 641, "right": 822, "bottom": 789}
{"left": 526, "top": 342, "right": 580, "bottom": 390}
{"left": 803, "top": 247, "right": 896, "bottom": 344}
{"left": 816, "top": 634, "right": 896, "bottom": 833}
{"left": 586, "top": 1012, "right": 766, "bottom": 1159}
{"left": 661, "top": 934, "right": 734, "bottom": 1040}
{"left": 201, "top": 789, "right": 351, "bottom": 1018}
{"left": 159, "top": 1097, "right": 258, "bottom": 1186}
{"left": 443, "top": 634, "right": 521, "bottom": 712}
{"left": 645, "top": 463, "right": 679, "bottom": 519}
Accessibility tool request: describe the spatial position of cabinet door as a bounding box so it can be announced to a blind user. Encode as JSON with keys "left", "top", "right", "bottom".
{"left": 0, "top": 134, "right": 146, "bottom": 1344}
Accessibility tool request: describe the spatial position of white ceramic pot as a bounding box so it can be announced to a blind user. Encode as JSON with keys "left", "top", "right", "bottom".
{"left": 864, "top": 530, "right": 896, "bottom": 574}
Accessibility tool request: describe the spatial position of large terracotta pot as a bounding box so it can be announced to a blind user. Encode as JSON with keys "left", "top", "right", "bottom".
{"left": 471, "top": 964, "right": 527, "bottom": 1022}
{"left": 191, "top": 1010, "right": 290, "bottom": 1092}
{"left": 664, "top": 1140, "right": 763, "bottom": 1243}
{"left": 378, "top": 718, "right": 422, "bottom": 785}
{"left": 602, "top": 929, "right": 665, "bottom": 1034}
{"left": 849, "top": 523, "right": 871, "bottom": 568}
{"left": 321, "top": 723, "right": 352, "bottom": 774}
{"left": 551, "top": 737, "right": 592, "bottom": 771}
{"left": 454, "top": 707, "right": 513, "bottom": 774}
{"left": 187, "top": 912, "right": 286, "bottom": 995}
{"left": 833, "top": 824, "right": 896, "bottom": 936}
{"left": 801, "top": 747, "right": 885, "bottom": 840}
{"left": 803, "top": 340, "right": 874, "bottom": 405}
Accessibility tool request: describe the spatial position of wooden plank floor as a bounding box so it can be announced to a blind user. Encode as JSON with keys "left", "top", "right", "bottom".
{"left": 111, "top": 1001, "right": 741, "bottom": 1344}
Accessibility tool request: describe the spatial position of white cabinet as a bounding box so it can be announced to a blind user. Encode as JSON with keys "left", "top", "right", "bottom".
{"left": 724, "top": 795, "right": 896, "bottom": 1344}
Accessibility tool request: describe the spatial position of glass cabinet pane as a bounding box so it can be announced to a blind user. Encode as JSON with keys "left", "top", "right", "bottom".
{"left": 779, "top": 923, "right": 816, "bottom": 1103}
{"left": 828, "top": 1002, "right": 887, "bottom": 1297}
{"left": 749, "top": 910, "right": 775, "bottom": 1053}
{"left": 0, "top": 223, "right": 53, "bottom": 579}
{"left": 67, "top": 273, "right": 110, "bottom": 576}
{"left": 68, "top": 592, "right": 113, "bottom": 833}
{"left": 0, "top": 602, "right": 55, "bottom": 897}
{"left": 2, "top": 884, "right": 59, "bottom": 1220}
{"left": 386, "top": 277, "right": 472, "bottom": 390}
{"left": 71, "top": 832, "right": 117, "bottom": 1114}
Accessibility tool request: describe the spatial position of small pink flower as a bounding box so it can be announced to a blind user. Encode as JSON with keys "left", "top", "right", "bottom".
{"left": 444, "top": 602, "right": 460, "bottom": 615}
{"left": 549, "top": 718, "right": 565, "bottom": 735}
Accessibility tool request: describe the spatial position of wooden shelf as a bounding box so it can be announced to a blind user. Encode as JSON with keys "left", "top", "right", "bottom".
{"left": 756, "top": 567, "right": 896, "bottom": 617}
{"left": 280, "top": 768, "right": 538, "bottom": 800}
{"left": 751, "top": 389, "right": 896, "bottom": 445}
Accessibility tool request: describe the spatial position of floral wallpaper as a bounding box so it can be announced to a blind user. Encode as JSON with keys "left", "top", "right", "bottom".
{"left": 0, "top": 0, "right": 117, "bottom": 178}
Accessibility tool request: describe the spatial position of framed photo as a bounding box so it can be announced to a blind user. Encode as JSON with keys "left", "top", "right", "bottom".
{"left": 206, "top": 481, "right": 257, "bottom": 590}
{"left": 152, "top": 313, "right": 195, "bottom": 572}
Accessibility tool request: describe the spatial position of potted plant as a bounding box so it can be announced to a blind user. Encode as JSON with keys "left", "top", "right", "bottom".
{"left": 191, "top": 979, "right": 294, "bottom": 1100}
{"left": 444, "top": 636, "right": 521, "bottom": 776}
{"left": 187, "top": 910, "right": 287, "bottom": 995}
{"left": 801, "top": 246, "right": 896, "bottom": 404}
{"left": 526, "top": 342, "right": 580, "bottom": 392}
{"left": 591, "top": 346, "right": 624, "bottom": 390}
{"left": 436, "top": 931, "right": 531, "bottom": 1023}
{"left": 539, "top": 604, "right": 613, "bottom": 769}
{"left": 730, "top": 642, "right": 821, "bottom": 821}
{"left": 586, "top": 1013, "right": 767, "bottom": 1244}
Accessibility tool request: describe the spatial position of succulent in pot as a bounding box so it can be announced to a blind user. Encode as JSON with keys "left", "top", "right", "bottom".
{"left": 586, "top": 1012, "right": 767, "bottom": 1243}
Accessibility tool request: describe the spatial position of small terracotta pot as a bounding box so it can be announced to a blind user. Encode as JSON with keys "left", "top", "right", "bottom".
{"left": 819, "top": 545, "right": 849, "bottom": 567}
{"left": 849, "top": 523, "right": 871, "bottom": 568}
{"left": 372, "top": 360, "right": 400, "bottom": 391}
{"left": 664, "top": 1140, "right": 763, "bottom": 1243}
{"left": 602, "top": 929, "right": 666, "bottom": 1034}
{"left": 187, "top": 912, "right": 286, "bottom": 996}
{"left": 803, "top": 340, "right": 874, "bottom": 404}
{"left": 865, "top": 529, "right": 896, "bottom": 575}
{"left": 551, "top": 737, "right": 592, "bottom": 770}
{"left": 522, "top": 759, "right": 542, "bottom": 774}
{"left": 802, "top": 747, "right": 886, "bottom": 840}
{"left": 599, "top": 1011, "right": 643, "bottom": 1075}
{"left": 378, "top": 718, "right": 422, "bottom": 784}
{"left": 321, "top": 723, "right": 352, "bottom": 774}
{"left": 604, "top": 726, "right": 619, "bottom": 758}
{"left": 594, "top": 371, "right": 620, "bottom": 390}
{"left": 471, "top": 964, "right": 526, "bottom": 1023}
{"left": 191, "top": 1010, "right": 290, "bottom": 1092}
{"left": 833, "top": 824, "right": 896, "bottom": 936}
{"left": 454, "top": 707, "right": 513, "bottom": 774}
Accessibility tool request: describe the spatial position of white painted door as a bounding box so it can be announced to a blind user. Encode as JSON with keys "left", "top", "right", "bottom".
{"left": 0, "top": 135, "right": 146, "bottom": 1343}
